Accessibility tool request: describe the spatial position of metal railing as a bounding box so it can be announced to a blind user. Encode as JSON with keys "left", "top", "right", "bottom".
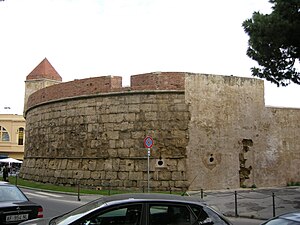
{"left": 188, "top": 188, "right": 299, "bottom": 220}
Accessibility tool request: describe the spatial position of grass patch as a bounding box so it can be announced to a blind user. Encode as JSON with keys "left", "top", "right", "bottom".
{"left": 287, "top": 181, "right": 300, "bottom": 187}
{"left": 8, "top": 176, "right": 182, "bottom": 196}
{"left": 8, "top": 177, "right": 131, "bottom": 195}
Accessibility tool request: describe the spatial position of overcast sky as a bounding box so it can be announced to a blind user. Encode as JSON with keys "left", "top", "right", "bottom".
{"left": 0, "top": 0, "right": 299, "bottom": 115}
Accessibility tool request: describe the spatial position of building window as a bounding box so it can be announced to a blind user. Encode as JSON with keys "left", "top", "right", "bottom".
{"left": 18, "top": 127, "right": 24, "bottom": 145}
{"left": 0, "top": 126, "right": 10, "bottom": 142}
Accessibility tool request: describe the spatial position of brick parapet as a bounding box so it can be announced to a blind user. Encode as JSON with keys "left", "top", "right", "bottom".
{"left": 26, "top": 72, "right": 186, "bottom": 111}
{"left": 130, "top": 72, "right": 186, "bottom": 90}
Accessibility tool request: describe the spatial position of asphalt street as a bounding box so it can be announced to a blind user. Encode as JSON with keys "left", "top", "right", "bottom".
{"left": 188, "top": 186, "right": 300, "bottom": 221}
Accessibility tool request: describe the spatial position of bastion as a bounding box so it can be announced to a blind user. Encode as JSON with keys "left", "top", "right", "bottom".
{"left": 20, "top": 65, "right": 300, "bottom": 191}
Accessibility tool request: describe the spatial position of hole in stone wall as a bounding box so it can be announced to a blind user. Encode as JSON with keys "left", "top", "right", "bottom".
{"left": 239, "top": 139, "right": 253, "bottom": 187}
{"left": 242, "top": 139, "right": 253, "bottom": 146}
{"left": 157, "top": 160, "right": 164, "bottom": 166}
{"left": 209, "top": 154, "right": 214, "bottom": 163}
{"left": 243, "top": 146, "right": 249, "bottom": 152}
{"left": 156, "top": 158, "right": 165, "bottom": 168}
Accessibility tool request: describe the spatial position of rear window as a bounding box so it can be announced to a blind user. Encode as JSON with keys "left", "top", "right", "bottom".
{"left": 0, "top": 185, "right": 28, "bottom": 202}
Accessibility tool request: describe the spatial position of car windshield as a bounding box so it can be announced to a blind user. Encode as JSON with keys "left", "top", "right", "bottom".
{"left": 50, "top": 198, "right": 107, "bottom": 225}
{"left": 0, "top": 185, "right": 28, "bottom": 202}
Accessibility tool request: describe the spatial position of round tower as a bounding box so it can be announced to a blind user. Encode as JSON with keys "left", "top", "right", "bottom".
{"left": 24, "top": 58, "right": 62, "bottom": 114}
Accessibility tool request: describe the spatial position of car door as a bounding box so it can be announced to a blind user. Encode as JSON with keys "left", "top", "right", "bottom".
{"left": 147, "top": 202, "right": 231, "bottom": 225}
{"left": 77, "top": 203, "right": 144, "bottom": 225}
{"left": 147, "top": 203, "right": 196, "bottom": 225}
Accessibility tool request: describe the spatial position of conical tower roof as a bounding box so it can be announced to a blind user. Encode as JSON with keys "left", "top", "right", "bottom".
{"left": 26, "top": 58, "right": 62, "bottom": 81}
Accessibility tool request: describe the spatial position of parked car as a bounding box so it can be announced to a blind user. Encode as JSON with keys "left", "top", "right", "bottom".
{"left": 0, "top": 181, "right": 43, "bottom": 224}
{"left": 261, "top": 211, "right": 300, "bottom": 224}
{"left": 20, "top": 193, "right": 232, "bottom": 225}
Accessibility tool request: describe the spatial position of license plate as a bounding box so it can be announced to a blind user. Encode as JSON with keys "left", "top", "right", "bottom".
{"left": 6, "top": 214, "right": 29, "bottom": 222}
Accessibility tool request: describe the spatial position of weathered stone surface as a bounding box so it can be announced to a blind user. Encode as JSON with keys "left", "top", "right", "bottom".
{"left": 20, "top": 73, "right": 300, "bottom": 191}
{"left": 21, "top": 89, "right": 188, "bottom": 192}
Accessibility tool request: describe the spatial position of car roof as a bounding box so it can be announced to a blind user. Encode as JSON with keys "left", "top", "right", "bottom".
{"left": 279, "top": 212, "right": 300, "bottom": 221}
{"left": 97, "top": 193, "right": 205, "bottom": 206}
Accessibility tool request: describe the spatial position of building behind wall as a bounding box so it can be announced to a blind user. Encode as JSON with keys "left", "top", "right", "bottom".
{"left": 0, "top": 113, "right": 25, "bottom": 160}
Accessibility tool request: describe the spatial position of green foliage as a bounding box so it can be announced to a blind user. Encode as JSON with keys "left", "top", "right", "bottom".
{"left": 242, "top": 0, "right": 300, "bottom": 86}
{"left": 287, "top": 181, "right": 300, "bottom": 186}
{"left": 9, "top": 177, "right": 112, "bottom": 195}
{"left": 241, "top": 184, "right": 257, "bottom": 189}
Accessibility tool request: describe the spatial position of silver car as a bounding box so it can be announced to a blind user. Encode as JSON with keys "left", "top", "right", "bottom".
{"left": 20, "top": 193, "right": 232, "bottom": 225}
{"left": 261, "top": 212, "right": 300, "bottom": 225}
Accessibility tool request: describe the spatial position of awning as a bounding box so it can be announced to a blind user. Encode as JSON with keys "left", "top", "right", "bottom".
{"left": 0, "top": 157, "right": 23, "bottom": 164}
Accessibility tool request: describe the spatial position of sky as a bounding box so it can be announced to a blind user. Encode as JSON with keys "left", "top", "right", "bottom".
{"left": 0, "top": 0, "right": 299, "bottom": 115}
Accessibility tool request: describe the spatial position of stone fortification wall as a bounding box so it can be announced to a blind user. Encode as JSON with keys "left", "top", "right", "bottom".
{"left": 185, "top": 74, "right": 266, "bottom": 190}
{"left": 185, "top": 74, "right": 300, "bottom": 190}
{"left": 21, "top": 71, "right": 300, "bottom": 191}
{"left": 21, "top": 73, "right": 189, "bottom": 191}
{"left": 254, "top": 107, "right": 300, "bottom": 187}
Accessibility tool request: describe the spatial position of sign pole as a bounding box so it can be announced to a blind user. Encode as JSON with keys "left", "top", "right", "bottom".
{"left": 144, "top": 136, "right": 154, "bottom": 193}
{"left": 147, "top": 148, "right": 150, "bottom": 193}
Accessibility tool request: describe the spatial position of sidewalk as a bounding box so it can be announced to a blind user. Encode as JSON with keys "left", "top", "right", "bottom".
{"left": 188, "top": 186, "right": 300, "bottom": 220}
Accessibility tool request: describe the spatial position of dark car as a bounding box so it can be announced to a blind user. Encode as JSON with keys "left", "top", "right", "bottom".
{"left": 261, "top": 211, "right": 300, "bottom": 225}
{"left": 0, "top": 181, "right": 43, "bottom": 224}
{"left": 20, "top": 193, "right": 232, "bottom": 225}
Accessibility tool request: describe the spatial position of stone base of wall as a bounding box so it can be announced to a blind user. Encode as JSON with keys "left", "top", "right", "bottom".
{"left": 19, "top": 157, "right": 189, "bottom": 191}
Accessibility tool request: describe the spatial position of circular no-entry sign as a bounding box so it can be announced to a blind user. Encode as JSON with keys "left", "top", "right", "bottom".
{"left": 144, "top": 136, "right": 154, "bottom": 148}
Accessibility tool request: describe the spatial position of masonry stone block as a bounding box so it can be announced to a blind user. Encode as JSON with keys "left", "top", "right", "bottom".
{"left": 118, "top": 172, "right": 129, "bottom": 180}
{"left": 71, "top": 170, "right": 81, "bottom": 179}
{"left": 54, "top": 170, "right": 61, "bottom": 178}
{"left": 172, "top": 171, "right": 185, "bottom": 181}
{"left": 158, "top": 171, "right": 172, "bottom": 180}
{"left": 177, "top": 159, "right": 186, "bottom": 171}
{"left": 104, "top": 159, "right": 113, "bottom": 171}
{"left": 108, "top": 149, "right": 118, "bottom": 157}
{"left": 161, "top": 181, "right": 173, "bottom": 188}
{"left": 118, "top": 149, "right": 130, "bottom": 157}
{"left": 129, "top": 171, "right": 143, "bottom": 181}
{"left": 95, "top": 160, "right": 105, "bottom": 170}
{"left": 124, "top": 113, "right": 136, "bottom": 122}
{"left": 124, "top": 180, "right": 135, "bottom": 188}
{"left": 105, "top": 171, "right": 118, "bottom": 180}
{"left": 128, "top": 105, "right": 140, "bottom": 113}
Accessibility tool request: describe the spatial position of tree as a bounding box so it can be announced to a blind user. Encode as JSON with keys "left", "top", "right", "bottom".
{"left": 242, "top": 0, "right": 300, "bottom": 86}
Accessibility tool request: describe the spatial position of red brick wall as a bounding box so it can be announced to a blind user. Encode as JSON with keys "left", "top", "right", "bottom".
{"left": 131, "top": 72, "right": 185, "bottom": 90}
{"left": 26, "top": 72, "right": 186, "bottom": 110}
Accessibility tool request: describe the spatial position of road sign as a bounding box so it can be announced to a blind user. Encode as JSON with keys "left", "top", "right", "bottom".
{"left": 144, "top": 136, "right": 154, "bottom": 148}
